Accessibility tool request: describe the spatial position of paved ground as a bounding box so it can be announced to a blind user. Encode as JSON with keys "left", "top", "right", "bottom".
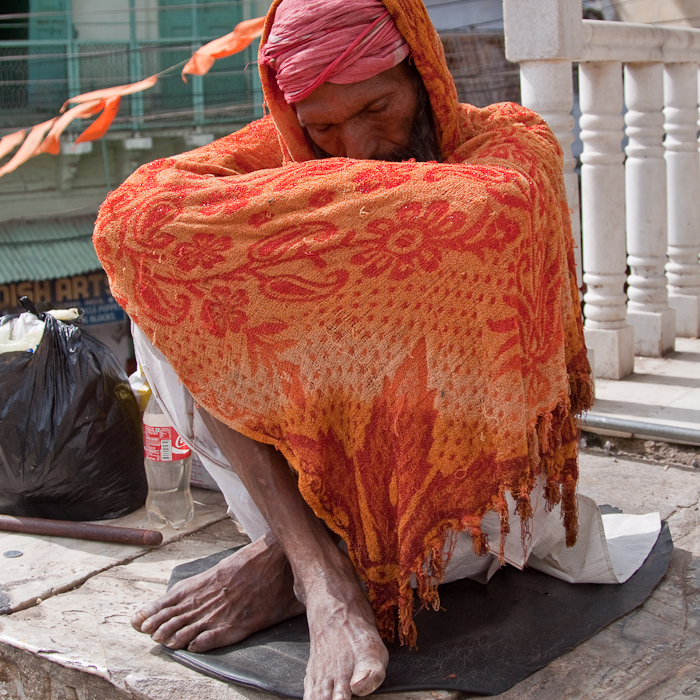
{"left": 591, "top": 337, "right": 700, "bottom": 436}
{"left": 1, "top": 341, "right": 699, "bottom": 700}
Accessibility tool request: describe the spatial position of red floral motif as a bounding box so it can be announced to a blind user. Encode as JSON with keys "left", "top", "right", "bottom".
{"left": 245, "top": 159, "right": 348, "bottom": 192}
{"left": 248, "top": 210, "right": 274, "bottom": 227}
{"left": 352, "top": 166, "right": 411, "bottom": 193}
{"left": 475, "top": 210, "right": 525, "bottom": 258}
{"left": 199, "top": 182, "right": 260, "bottom": 216}
{"left": 288, "top": 338, "right": 439, "bottom": 643}
{"left": 134, "top": 266, "right": 191, "bottom": 328}
{"left": 242, "top": 221, "right": 352, "bottom": 301}
{"left": 351, "top": 200, "right": 467, "bottom": 280}
{"left": 200, "top": 286, "right": 249, "bottom": 339}
{"left": 173, "top": 233, "right": 234, "bottom": 272}
{"left": 243, "top": 322, "right": 305, "bottom": 408}
{"left": 248, "top": 221, "right": 341, "bottom": 265}
{"left": 139, "top": 202, "right": 180, "bottom": 250}
{"left": 309, "top": 189, "right": 335, "bottom": 208}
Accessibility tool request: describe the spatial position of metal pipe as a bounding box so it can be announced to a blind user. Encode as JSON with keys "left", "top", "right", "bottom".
{"left": 580, "top": 413, "right": 700, "bottom": 446}
{"left": 0, "top": 515, "right": 163, "bottom": 546}
{"left": 101, "top": 137, "right": 112, "bottom": 191}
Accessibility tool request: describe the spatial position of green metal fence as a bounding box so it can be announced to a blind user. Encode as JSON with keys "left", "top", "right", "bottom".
{"left": 0, "top": 1, "right": 521, "bottom": 135}
{"left": 0, "top": 1, "right": 263, "bottom": 132}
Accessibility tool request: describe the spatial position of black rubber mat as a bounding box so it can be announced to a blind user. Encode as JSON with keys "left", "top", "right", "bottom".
{"left": 163, "top": 517, "right": 672, "bottom": 697}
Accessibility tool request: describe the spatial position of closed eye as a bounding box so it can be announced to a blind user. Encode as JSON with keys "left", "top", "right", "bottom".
{"left": 365, "top": 99, "right": 389, "bottom": 115}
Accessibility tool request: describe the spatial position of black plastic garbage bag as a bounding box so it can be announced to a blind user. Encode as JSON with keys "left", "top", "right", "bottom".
{"left": 0, "top": 300, "right": 147, "bottom": 520}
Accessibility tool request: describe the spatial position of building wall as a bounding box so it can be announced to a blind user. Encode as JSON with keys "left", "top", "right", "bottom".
{"left": 72, "top": 0, "right": 160, "bottom": 42}
{"left": 0, "top": 135, "right": 192, "bottom": 222}
{"left": 612, "top": 0, "right": 700, "bottom": 27}
{"left": 424, "top": 0, "right": 504, "bottom": 32}
{"left": 0, "top": 0, "right": 524, "bottom": 225}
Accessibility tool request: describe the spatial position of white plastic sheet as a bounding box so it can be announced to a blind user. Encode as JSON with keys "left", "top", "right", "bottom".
{"left": 0, "top": 309, "right": 80, "bottom": 354}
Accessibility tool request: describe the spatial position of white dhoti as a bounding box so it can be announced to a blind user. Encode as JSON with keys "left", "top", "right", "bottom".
{"left": 133, "top": 324, "right": 661, "bottom": 587}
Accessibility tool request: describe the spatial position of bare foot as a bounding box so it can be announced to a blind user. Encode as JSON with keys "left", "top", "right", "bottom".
{"left": 299, "top": 549, "right": 389, "bottom": 700}
{"left": 131, "top": 531, "right": 305, "bottom": 652}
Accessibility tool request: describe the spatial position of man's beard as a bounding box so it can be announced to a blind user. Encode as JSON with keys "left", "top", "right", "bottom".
{"left": 308, "top": 72, "right": 442, "bottom": 163}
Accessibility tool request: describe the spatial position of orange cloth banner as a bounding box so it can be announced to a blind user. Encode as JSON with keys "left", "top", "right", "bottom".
{"left": 60, "top": 75, "right": 158, "bottom": 112}
{"left": 0, "top": 120, "right": 55, "bottom": 178}
{"left": 76, "top": 95, "right": 123, "bottom": 145}
{"left": 40, "top": 100, "right": 105, "bottom": 155}
{"left": 181, "top": 16, "right": 265, "bottom": 80}
{"left": 0, "top": 130, "right": 27, "bottom": 162}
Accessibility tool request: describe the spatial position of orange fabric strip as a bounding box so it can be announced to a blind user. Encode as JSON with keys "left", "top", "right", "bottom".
{"left": 0, "top": 130, "right": 27, "bottom": 162}
{"left": 181, "top": 17, "right": 265, "bottom": 81}
{"left": 0, "top": 120, "right": 56, "bottom": 178}
{"left": 60, "top": 75, "right": 157, "bottom": 113}
{"left": 40, "top": 100, "right": 105, "bottom": 155}
{"left": 76, "top": 95, "right": 122, "bottom": 145}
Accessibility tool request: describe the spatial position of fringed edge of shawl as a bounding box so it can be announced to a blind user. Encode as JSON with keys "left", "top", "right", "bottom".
{"left": 377, "top": 367, "right": 594, "bottom": 648}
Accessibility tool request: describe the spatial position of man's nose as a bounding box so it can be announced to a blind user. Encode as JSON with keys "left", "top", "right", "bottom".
{"left": 339, "top": 121, "right": 378, "bottom": 160}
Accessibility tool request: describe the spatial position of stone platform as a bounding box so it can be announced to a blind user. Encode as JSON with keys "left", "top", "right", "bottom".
{"left": 589, "top": 337, "right": 700, "bottom": 441}
{"left": 1, "top": 342, "right": 700, "bottom": 699}
{"left": 1, "top": 453, "right": 699, "bottom": 700}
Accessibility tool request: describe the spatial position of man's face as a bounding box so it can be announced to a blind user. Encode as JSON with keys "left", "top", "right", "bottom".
{"left": 295, "top": 62, "right": 425, "bottom": 162}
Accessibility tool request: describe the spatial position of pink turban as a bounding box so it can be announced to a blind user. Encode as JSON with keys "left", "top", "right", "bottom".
{"left": 259, "top": 0, "right": 410, "bottom": 104}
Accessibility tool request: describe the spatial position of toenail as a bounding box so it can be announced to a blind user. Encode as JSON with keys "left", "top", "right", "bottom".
{"left": 351, "top": 670, "right": 370, "bottom": 685}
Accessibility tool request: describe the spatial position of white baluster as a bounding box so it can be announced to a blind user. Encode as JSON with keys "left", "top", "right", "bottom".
{"left": 520, "top": 60, "right": 582, "bottom": 286}
{"left": 664, "top": 62, "right": 700, "bottom": 338}
{"left": 580, "top": 61, "right": 635, "bottom": 379}
{"left": 624, "top": 62, "right": 676, "bottom": 356}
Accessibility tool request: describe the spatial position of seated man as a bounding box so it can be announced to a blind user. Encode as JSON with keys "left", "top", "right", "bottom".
{"left": 94, "top": 0, "right": 595, "bottom": 697}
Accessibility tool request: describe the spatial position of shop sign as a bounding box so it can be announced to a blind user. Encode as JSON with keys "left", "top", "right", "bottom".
{"left": 0, "top": 271, "right": 125, "bottom": 326}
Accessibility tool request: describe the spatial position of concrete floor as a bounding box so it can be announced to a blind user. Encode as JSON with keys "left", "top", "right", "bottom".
{"left": 591, "top": 337, "right": 700, "bottom": 435}
{"left": 1, "top": 342, "right": 699, "bottom": 700}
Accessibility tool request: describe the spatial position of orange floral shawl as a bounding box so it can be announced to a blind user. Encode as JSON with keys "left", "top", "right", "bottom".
{"left": 94, "top": 0, "right": 592, "bottom": 646}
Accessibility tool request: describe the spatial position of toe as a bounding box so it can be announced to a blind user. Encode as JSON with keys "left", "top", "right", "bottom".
{"left": 160, "top": 620, "right": 207, "bottom": 649}
{"left": 331, "top": 681, "right": 352, "bottom": 700}
{"left": 149, "top": 609, "right": 200, "bottom": 644}
{"left": 141, "top": 601, "right": 190, "bottom": 639}
{"left": 350, "top": 658, "right": 387, "bottom": 696}
{"left": 304, "top": 675, "right": 334, "bottom": 700}
{"left": 186, "top": 626, "right": 245, "bottom": 653}
{"left": 130, "top": 609, "right": 149, "bottom": 632}
{"left": 131, "top": 592, "right": 181, "bottom": 633}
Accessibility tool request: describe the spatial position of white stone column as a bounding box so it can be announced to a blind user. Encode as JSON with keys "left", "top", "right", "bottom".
{"left": 624, "top": 62, "right": 676, "bottom": 356}
{"left": 520, "top": 61, "right": 582, "bottom": 286}
{"left": 580, "top": 61, "right": 635, "bottom": 379}
{"left": 664, "top": 63, "right": 700, "bottom": 337}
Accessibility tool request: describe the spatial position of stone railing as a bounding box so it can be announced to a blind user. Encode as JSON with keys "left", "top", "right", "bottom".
{"left": 503, "top": 0, "right": 700, "bottom": 379}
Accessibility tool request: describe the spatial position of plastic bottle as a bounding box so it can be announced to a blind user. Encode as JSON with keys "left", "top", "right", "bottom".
{"left": 142, "top": 394, "right": 194, "bottom": 529}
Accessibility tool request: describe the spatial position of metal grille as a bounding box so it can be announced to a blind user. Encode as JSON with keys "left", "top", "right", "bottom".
{"left": 0, "top": 20, "right": 520, "bottom": 132}
{"left": 0, "top": 44, "right": 70, "bottom": 122}
{"left": 0, "top": 40, "right": 259, "bottom": 131}
{"left": 439, "top": 32, "right": 521, "bottom": 108}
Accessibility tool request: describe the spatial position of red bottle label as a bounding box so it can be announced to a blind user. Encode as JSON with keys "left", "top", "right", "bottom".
{"left": 143, "top": 425, "right": 192, "bottom": 462}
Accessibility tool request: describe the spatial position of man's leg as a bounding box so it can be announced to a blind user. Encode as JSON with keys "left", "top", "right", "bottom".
{"left": 199, "top": 411, "right": 388, "bottom": 700}
{"left": 133, "top": 409, "right": 388, "bottom": 700}
{"left": 132, "top": 325, "right": 305, "bottom": 650}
